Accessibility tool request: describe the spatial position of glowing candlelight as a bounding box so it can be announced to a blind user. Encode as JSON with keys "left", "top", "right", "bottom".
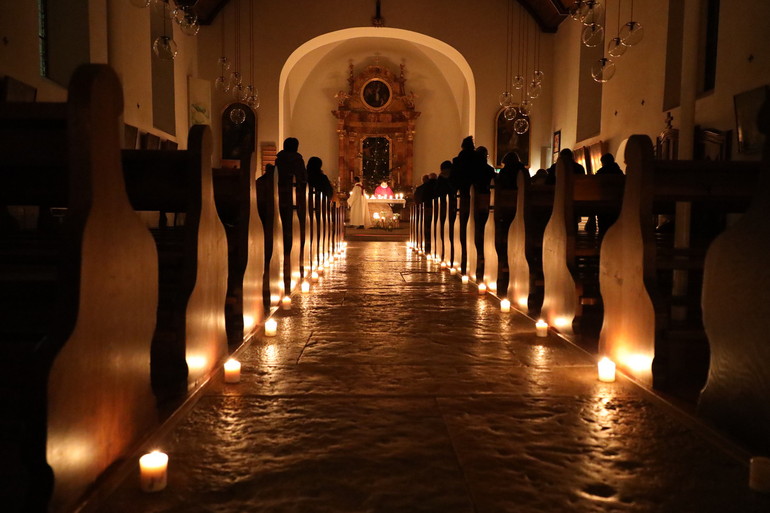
{"left": 461, "top": 275, "right": 469, "bottom": 284}
{"left": 478, "top": 283, "right": 487, "bottom": 294}
{"left": 281, "top": 296, "right": 291, "bottom": 310}
{"left": 500, "top": 299, "right": 511, "bottom": 312}
{"left": 440, "top": 261, "right": 447, "bottom": 268}
{"left": 311, "top": 271, "right": 319, "bottom": 282}
{"left": 449, "top": 267, "right": 457, "bottom": 275}
{"left": 139, "top": 451, "right": 168, "bottom": 493}
{"left": 598, "top": 357, "right": 616, "bottom": 382}
{"left": 518, "top": 296, "right": 528, "bottom": 308}
{"left": 223, "top": 359, "right": 241, "bottom": 383}
{"left": 301, "top": 281, "right": 310, "bottom": 293}
{"left": 265, "top": 318, "right": 277, "bottom": 337}
{"left": 535, "top": 319, "right": 548, "bottom": 337}
{"left": 488, "top": 282, "right": 497, "bottom": 292}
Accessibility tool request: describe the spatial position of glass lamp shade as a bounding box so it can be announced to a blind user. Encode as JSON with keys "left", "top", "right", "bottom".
{"left": 229, "top": 107, "right": 246, "bottom": 125}
{"left": 620, "top": 21, "right": 644, "bottom": 47}
{"left": 177, "top": 10, "right": 200, "bottom": 36}
{"left": 498, "top": 91, "right": 514, "bottom": 107}
{"left": 247, "top": 94, "right": 260, "bottom": 109}
{"left": 581, "top": 1, "right": 604, "bottom": 26}
{"left": 503, "top": 106, "right": 518, "bottom": 121}
{"left": 528, "top": 81, "right": 542, "bottom": 99}
{"left": 569, "top": 1, "right": 584, "bottom": 21}
{"left": 518, "top": 99, "right": 532, "bottom": 117}
{"left": 214, "top": 75, "right": 228, "bottom": 93}
{"left": 591, "top": 57, "right": 616, "bottom": 83}
{"left": 129, "top": 0, "right": 151, "bottom": 7}
{"left": 231, "top": 83, "right": 247, "bottom": 101}
{"left": 533, "top": 70, "right": 545, "bottom": 84}
{"left": 512, "top": 75, "right": 525, "bottom": 90}
{"left": 152, "top": 36, "right": 178, "bottom": 60}
{"left": 608, "top": 37, "right": 627, "bottom": 59}
{"left": 218, "top": 56, "right": 231, "bottom": 71}
{"left": 581, "top": 23, "right": 605, "bottom": 47}
{"left": 513, "top": 117, "right": 530, "bottom": 135}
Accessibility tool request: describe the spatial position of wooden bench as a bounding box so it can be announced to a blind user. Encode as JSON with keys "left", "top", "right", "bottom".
{"left": 698, "top": 102, "right": 770, "bottom": 452}
{"left": 212, "top": 155, "right": 265, "bottom": 343}
{"left": 599, "top": 134, "right": 759, "bottom": 391}
{"left": 122, "top": 124, "right": 229, "bottom": 399}
{"left": 0, "top": 64, "right": 159, "bottom": 512}
{"left": 506, "top": 176, "right": 553, "bottom": 313}
{"left": 482, "top": 187, "right": 499, "bottom": 292}
{"left": 541, "top": 161, "right": 625, "bottom": 339}
{"left": 256, "top": 167, "right": 284, "bottom": 307}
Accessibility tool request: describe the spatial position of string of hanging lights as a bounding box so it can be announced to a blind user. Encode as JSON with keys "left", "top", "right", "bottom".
{"left": 130, "top": 0, "right": 200, "bottom": 61}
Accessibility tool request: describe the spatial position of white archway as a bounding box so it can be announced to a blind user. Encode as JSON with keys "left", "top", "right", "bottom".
{"left": 278, "top": 27, "right": 476, "bottom": 144}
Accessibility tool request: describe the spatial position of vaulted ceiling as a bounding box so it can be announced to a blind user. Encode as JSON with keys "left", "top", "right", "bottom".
{"left": 193, "top": 0, "right": 572, "bottom": 33}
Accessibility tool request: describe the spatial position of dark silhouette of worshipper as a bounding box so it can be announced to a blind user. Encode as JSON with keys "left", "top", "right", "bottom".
{"left": 275, "top": 137, "right": 307, "bottom": 289}
{"left": 545, "top": 148, "right": 585, "bottom": 185}
{"left": 531, "top": 168, "right": 548, "bottom": 185}
{"left": 494, "top": 151, "right": 529, "bottom": 277}
{"left": 473, "top": 146, "right": 497, "bottom": 276}
{"left": 595, "top": 152, "right": 624, "bottom": 237}
{"left": 307, "top": 156, "right": 333, "bottom": 199}
{"left": 450, "top": 136, "right": 485, "bottom": 273}
{"left": 256, "top": 164, "right": 277, "bottom": 307}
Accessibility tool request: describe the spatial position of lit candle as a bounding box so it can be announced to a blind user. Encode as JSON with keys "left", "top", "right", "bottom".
{"left": 281, "top": 296, "right": 291, "bottom": 310}
{"left": 750, "top": 457, "right": 770, "bottom": 493}
{"left": 223, "top": 359, "right": 241, "bottom": 383}
{"left": 449, "top": 267, "right": 457, "bottom": 275}
{"left": 478, "top": 283, "right": 487, "bottom": 294}
{"left": 461, "top": 275, "right": 469, "bottom": 284}
{"left": 311, "top": 271, "right": 319, "bottom": 282}
{"left": 598, "top": 357, "right": 616, "bottom": 382}
{"left": 536, "top": 319, "right": 548, "bottom": 337}
{"left": 301, "top": 281, "right": 310, "bottom": 293}
{"left": 317, "top": 267, "right": 325, "bottom": 275}
{"left": 488, "top": 282, "right": 497, "bottom": 292}
{"left": 440, "top": 261, "right": 447, "bottom": 268}
{"left": 139, "top": 451, "right": 168, "bottom": 493}
{"left": 500, "top": 299, "right": 511, "bottom": 312}
{"left": 265, "top": 318, "right": 277, "bottom": 337}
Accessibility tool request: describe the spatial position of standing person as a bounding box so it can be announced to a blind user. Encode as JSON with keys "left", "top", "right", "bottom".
{"left": 450, "top": 136, "right": 480, "bottom": 273}
{"left": 275, "top": 137, "right": 306, "bottom": 290}
{"left": 473, "top": 146, "right": 496, "bottom": 278}
{"left": 348, "top": 176, "right": 368, "bottom": 228}
{"left": 436, "top": 161, "right": 454, "bottom": 263}
{"left": 307, "top": 156, "right": 333, "bottom": 199}
{"left": 595, "top": 153, "right": 624, "bottom": 237}
{"left": 495, "top": 152, "right": 528, "bottom": 285}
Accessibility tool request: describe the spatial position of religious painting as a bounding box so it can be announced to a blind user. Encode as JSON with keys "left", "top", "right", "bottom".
{"left": 734, "top": 85, "right": 768, "bottom": 154}
{"left": 361, "top": 78, "right": 392, "bottom": 110}
{"left": 188, "top": 76, "right": 211, "bottom": 127}
{"left": 494, "top": 107, "right": 530, "bottom": 168}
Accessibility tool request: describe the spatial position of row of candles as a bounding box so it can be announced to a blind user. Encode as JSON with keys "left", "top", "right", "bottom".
{"left": 406, "top": 240, "right": 618, "bottom": 383}
{"left": 139, "top": 241, "right": 348, "bottom": 493}
{"left": 365, "top": 193, "right": 405, "bottom": 200}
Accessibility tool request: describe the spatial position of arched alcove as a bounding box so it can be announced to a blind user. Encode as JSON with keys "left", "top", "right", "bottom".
{"left": 279, "top": 28, "right": 475, "bottom": 191}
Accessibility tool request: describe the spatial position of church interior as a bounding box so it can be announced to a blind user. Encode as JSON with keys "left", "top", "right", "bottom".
{"left": 2, "top": 0, "right": 770, "bottom": 511}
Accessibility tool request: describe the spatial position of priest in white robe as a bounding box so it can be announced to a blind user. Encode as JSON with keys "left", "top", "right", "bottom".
{"left": 348, "top": 176, "right": 369, "bottom": 228}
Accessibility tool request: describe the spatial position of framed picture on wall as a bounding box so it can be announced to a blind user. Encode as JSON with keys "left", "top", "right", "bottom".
{"left": 734, "top": 85, "right": 768, "bottom": 154}
{"left": 552, "top": 130, "right": 561, "bottom": 164}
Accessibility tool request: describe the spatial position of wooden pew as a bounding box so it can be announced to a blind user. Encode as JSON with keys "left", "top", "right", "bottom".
{"left": 492, "top": 180, "right": 518, "bottom": 295}
{"left": 506, "top": 175, "right": 553, "bottom": 313}
{"left": 122, "top": 124, "right": 229, "bottom": 398}
{"left": 445, "top": 192, "right": 462, "bottom": 269}
{"left": 541, "top": 159, "right": 624, "bottom": 337}
{"left": 212, "top": 155, "right": 265, "bottom": 343}
{"left": 598, "top": 135, "right": 759, "bottom": 390}
{"left": 0, "top": 64, "right": 158, "bottom": 512}
{"left": 256, "top": 167, "right": 285, "bottom": 307}
{"left": 698, "top": 102, "right": 770, "bottom": 453}
{"left": 465, "top": 185, "right": 478, "bottom": 280}
{"left": 482, "top": 187, "right": 499, "bottom": 293}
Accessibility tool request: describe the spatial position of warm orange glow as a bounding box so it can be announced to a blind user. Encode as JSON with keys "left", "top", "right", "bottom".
{"left": 535, "top": 320, "right": 548, "bottom": 337}
{"left": 461, "top": 275, "right": 469, "bottom": 284}
{"left": 281, "top": 296, "right": 292, "bottom": 310}
{"left": 553, "top": 316, "right": 571, "bottom": 328}
{"left": 224, "top": 359, "right": 241, "bottom": 383}
{"left": 301, "top": 281, "right": 310, "bottom": 293}
{"left": 139, "top": 451, "right": 168, "bottom": 493}
{"left": 598, "top": 357, "right": 616, "bottom": 382}
{"left": 500, "top": 299, "right": 511, "bottom": 312}
{"left": 488, "top": 282, "right": 497, "bottom": 292}
{"left": 311, "top": 271, "right": 319, "bottom": 282}
{"left": 517, "top": 296, "right": 528, "bottom": 308}
{"left": 478, "top": 283, "right": 487, "bottom": 295}
{"left": 449, "top": 267, "right": 457, "bottom": 275}
{"left": 622, "top": 353, "right": 652, "bottom": 374}
{"left": 265, "top": 319, "right": 277, "bottom": 337}
{"left": 440, "top": 261, "right": 447, "bottom": 268}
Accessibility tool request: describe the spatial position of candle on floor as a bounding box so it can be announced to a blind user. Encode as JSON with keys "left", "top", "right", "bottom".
{"left": 139, "top": 451, "right": 168, "bottom": 493}
{"left": 301, "top": 281, "right": 310, "bottom": 293}
{"left": 223, "top": 359, "right": 241, "bottom": 383}
{"left": 450, "top": 267, "right": 457, "bottom": 275}
{"left": 311, "top": 271, "right": 319, "bottom": 282}
{"left": 281, "top": 296, "right": 291, "bottom": 310}
{"left": 500, "top": 299, "right": 511, "bottom": 312}
{"left": 750, "top": 457, "right": 770, "bottom": 493}
{"left": 265, "top": 318, "right": 277, "bottom": 337}
{"left": 478, "top": 283, "right": 487, "bottom": 294}
{"left": 440, "top": 261, "right": 447, "bottom": 268}
{"left": 598, "top": 357, "right": 616, "bottom": 382}
{"left": 535, "top": 319, "right": 548, "bottom": 337}
{"left": 461, "top": 275, "right": 469, "bottom": 284}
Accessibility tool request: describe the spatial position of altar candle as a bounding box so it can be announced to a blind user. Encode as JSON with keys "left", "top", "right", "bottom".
{"left": 301, "top": 281, "right": 310, "bottom": 293}
{"left": 598, "top": 357, "right": 616, "bottom": 382}
{"left": 139, "top": 451, "right": 168, "bottom": 493}
{"left": 223, "top": 359, "right": 241, "bottom": 383}
{"left": 500, "top": 299, "right": 511, "bottom": 312}
{"left": 265, "top": 318, "right": 277, "bottom": 337}
{"left": 536, "top": 319, "right": 548, "bottom": 337}
{"left": 750, "top": 457, "right": 770, "bottom": 493}
{"left": 478, "top": 283, "right": 487, "bottom": 294}
{"left": 281, "top": 296, "right": 291, "bottom": 310}
{"left": 461, "top": 275, "right": 469, "bottom": 284}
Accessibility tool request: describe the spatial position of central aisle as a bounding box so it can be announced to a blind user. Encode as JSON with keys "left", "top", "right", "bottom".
{"left": 105, "top": 241, "right": 762, "bottom": 512}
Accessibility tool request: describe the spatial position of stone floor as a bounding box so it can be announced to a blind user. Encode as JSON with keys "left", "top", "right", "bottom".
{"left": 99, "top": 241, "right": 770, "bottom": 512}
